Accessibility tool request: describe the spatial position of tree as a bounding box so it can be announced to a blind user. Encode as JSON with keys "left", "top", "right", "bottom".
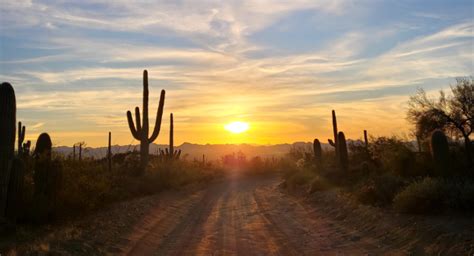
{"left": 407, "top": 78, "right": 473, "bottom": 167}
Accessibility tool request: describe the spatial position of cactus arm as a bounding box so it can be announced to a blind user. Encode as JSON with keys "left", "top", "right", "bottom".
{"left": 148, "top": 90, "right": 166, "bottom": 143}
{"left": 328, "top": 139, "right": 335, "bottom": 147}
{"left": 126, "top": 110, "right": 141, "bottom": 140}
{"left": 134, "top": 107, "right": 142, "bottom": 133}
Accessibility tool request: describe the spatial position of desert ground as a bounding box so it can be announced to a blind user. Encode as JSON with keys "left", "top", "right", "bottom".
{"left": 6, "top": 172, "right": 473, "bottom": 255}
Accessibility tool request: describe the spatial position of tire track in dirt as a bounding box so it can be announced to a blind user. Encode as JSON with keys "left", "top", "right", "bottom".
{"left": 119, "top": 174, "right": 469, "bottom": 255}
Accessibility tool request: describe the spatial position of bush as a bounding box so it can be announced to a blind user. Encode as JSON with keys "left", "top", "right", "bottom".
{"left": 393, "top": 177, "right": 446, "bottom": 214}
{"left": 307, "top": 175, "right": 331, "bottom": 193}
{"left": 285, "top": 167, "right": 316, "bottom": 189}
{"left": 370, "top": 137, "right": 426, "bottom": 177}
{"left": 355, "top": 174, "right": 406, "bottom": 206}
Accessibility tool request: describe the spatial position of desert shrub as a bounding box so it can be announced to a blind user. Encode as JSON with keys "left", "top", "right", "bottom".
{"left": 393, "top": 177, "right": 446, "bottom": 214}
{"left": 307, "top": 175, "right": 331, "bottom": 193}
{"left": 18, "top": 152, "right": 226, "bottom": 223}
{"left": 370, "top": 136, "right": 425, "bottom": 177}
{"left": 443, "top": 179, "right": 474, "bottom": 211}
{"left": 349, "top": 141, "right": 371, "bottom": 163}
{"left": 285, "top": 167, "right": 316, "bottom": 189}
{"left": 394, "top": 177, "right": 474, "bottom": 214}
{"left": 355, "top": 174, "right": 406, "bottom": 206}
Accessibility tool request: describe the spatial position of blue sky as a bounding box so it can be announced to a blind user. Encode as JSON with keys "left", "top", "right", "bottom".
{"left": 1, "top": 0, "right": 473, "bottom": 146}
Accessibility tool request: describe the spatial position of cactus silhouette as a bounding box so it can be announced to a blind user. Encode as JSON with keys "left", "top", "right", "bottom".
{"left": 430, "top": 130, "right": 450, "bottom": 176}
{"left": 337, "top": 132, "right": 348, "bottom": 171}
{"left": 33, "top": 133, "right": 61, "bottom": 221}
{"left": 22, "top": 140, "right": 31, "bottom": 157}
{"left": 364, "top": 130, "right": 368, "bottom": 148}
{"left": 0, "top": 82, "right": 25, "bottom": 221}
{"left": 313, "top": 139, "right": 322, "bottom": 164}
{"left": 165, "top": 113, "right": 181, "bottom": 160}
{"left": 5, "top": 157, "right": 25, "bottom": 221}
{"left": 327, "top": 110, "right": 339, "bottom": 159}
{"left": 108, "top": 132, "right": 112, "bottom": 172}
{"left": 0, "top": 82, "right": 16, "bottom": 218}
{"left": 127, "top": 70, "right": 166, "bottom": 173}
{"left": 17, "top": 121, "right": 25, "bottom": 156}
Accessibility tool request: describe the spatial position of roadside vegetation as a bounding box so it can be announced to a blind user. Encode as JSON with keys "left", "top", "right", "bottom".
{"left": 283, "top": 78, "right": 474, "bottom": 215}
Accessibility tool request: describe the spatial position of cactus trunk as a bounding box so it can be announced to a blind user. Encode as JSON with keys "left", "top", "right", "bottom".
{"left": 169, "top": 113, "right": 174, "bottom": 159}
{"left": 0, "top": 82, "right": 16, "bottom": 219}
{"left": 337, "top": 132, "right": 348, "bottom": 171}
{"left": 364, "top": 130, "right": 368, "bottom": 148}
{"left": 127, "top": 70, "right": 166, "bottom": 174}
{"left": 313, "top": 139, "right": 322, "bottom": 164}
{"left": 108, "top": 132, "right": 112, "bottom": 172}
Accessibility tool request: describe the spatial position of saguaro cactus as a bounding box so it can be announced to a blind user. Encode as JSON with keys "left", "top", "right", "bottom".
{"left": 169, "top": 113, "right": 174, "bottom": 157}
{"left": 313, "top": 139, "right": 322, "bottom": 164}
{"left": 430, "top": 130, "right": 450, "bottom": 176}
{"left": 328, "top": 110, "right": 339, "bottom": 158}
{"left": 22, "top": 140, "right": 31, "bottom": 157}
{"left": 363, "top": 130, "right": 368, "bottom": 148}
{"left": 33, "top": 133, "right": 61, "bottom": 221}
{"left": 108, "top": 132, "right": 112, "bottom": 172}
{"left": 79, "top": 143, "right": 82, "bottom": 161}
{"left": 17, "top": 122, "right": 25, "bottom": 156}
{"left": 1, "top": 82, "right": 16, "bottom": 219}
{"left": 127, "top": 70, "right": 166, "bottom": 172}
{"left": 337, "top": 132, "right": 348, "bottom": 171}
{"left": 72, "top": 144, "right": 76, "bottom": 161}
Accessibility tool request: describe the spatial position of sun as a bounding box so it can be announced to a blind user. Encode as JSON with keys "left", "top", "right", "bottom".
{"left": 224, "top": 121, "right": 249, "bottom": 134}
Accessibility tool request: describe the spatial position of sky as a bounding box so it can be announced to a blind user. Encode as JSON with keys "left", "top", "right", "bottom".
{"left": 0, "top": 0, "right": 473, "bottom": 147}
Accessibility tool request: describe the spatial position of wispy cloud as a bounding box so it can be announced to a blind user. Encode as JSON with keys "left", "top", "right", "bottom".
{"left": 1, "top": 0, "right": 472, "bottom": 146}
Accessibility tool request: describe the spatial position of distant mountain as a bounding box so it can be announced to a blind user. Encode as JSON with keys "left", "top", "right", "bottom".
{"left": 53, "top": 141, "right": 337, "bottom": 160}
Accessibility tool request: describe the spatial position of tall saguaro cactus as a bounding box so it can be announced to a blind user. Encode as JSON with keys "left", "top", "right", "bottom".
{"left": 0, "top": 82, "right": 17, "bottom": 219}
{"left": 328, "top": 110, "right": 339, "bottom": 158}
{"left": 127, "top": 70, "right": 166, "bottom": 173}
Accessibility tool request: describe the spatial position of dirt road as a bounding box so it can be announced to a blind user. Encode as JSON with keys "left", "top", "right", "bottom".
{"left": 7, "top": 173, "right": 473, "bottom": 255}
{"left": 118, "top": 174, "right": 404, "bottom": 255}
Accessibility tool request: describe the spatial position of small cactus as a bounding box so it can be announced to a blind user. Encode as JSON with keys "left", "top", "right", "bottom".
{"left": 22, "top": 140, "right": 31, "bottom": 157}
{"left": 430, "top": 130, "right": 450, "bottom": 176}
{"left": 337, "top": 132, "right": 348, "bottom": 171}
{"left": 35, "top": 133, "right": 52, "bottom": 160}
{"left": 313, "top": 139, "right": 322, "bottom": 164}
{"left": 126, "top": 70, "right": 166, "bottom": 173}
{"left": 17, "top": 122, "right": 25, "bottom": 156}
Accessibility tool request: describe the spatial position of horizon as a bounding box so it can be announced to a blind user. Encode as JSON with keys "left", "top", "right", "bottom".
{"left": 1, "top": 1, "right": 473, "bottom": 147}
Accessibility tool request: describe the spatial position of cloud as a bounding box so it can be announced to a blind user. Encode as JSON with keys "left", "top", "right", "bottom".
{"left": 1, "top": 1, "right": 473, "bottom": 146}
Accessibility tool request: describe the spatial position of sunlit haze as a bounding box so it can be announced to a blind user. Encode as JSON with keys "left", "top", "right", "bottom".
{"left": 1, "top": 1, "right": 472, "bottom": 146}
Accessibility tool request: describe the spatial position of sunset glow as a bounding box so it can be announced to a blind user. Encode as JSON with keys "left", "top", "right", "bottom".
{"left": 1, "top": 1, "right": 472, "bottom": 146}
{"left": 225, "top": 122, "right": 249, "bottom": 134}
